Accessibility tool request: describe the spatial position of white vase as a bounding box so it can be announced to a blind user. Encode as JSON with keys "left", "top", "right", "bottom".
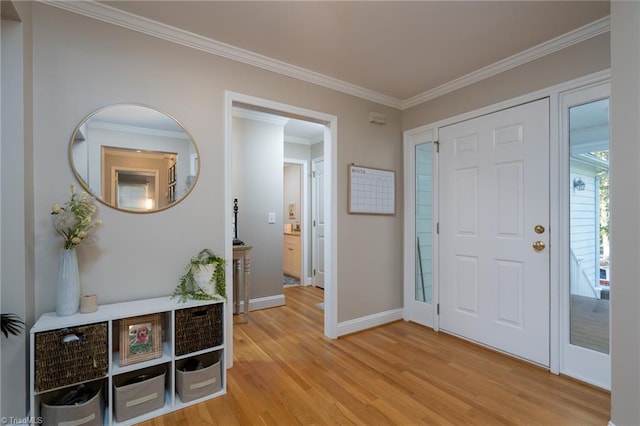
{"left": 194, "top": 264, "right": 216, "bottom": 296}
{"left": 56, "top": 248, "right": 80, "bottom": 317}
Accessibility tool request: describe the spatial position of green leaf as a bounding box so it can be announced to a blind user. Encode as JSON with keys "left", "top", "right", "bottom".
{"left": 1, "top": 313, "right": 24, "bottom": 338}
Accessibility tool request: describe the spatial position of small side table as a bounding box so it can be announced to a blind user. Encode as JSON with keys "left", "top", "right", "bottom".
{"left": 233, "top": 245, "right": 252, "bottom": 323}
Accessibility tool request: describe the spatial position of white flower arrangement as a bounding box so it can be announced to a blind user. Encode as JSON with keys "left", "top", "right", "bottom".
{"left": 51, "top": 184, "right": 101, "bottom": 249}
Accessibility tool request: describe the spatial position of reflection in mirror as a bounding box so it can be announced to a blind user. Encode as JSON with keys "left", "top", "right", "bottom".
{"left": 70, "top": 104, "right": 198, "bottom": 213}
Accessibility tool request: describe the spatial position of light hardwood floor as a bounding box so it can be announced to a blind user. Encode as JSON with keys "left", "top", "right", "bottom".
{"left": 140, "top": 286, "right": 610, "bottom": 425}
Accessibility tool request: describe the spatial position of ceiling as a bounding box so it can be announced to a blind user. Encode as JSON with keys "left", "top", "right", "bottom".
{"left": 57, "top": 1, "right": 610, "bottom": 143}
{"left": 100, "top": 1, "right": 610, "bottom": 104}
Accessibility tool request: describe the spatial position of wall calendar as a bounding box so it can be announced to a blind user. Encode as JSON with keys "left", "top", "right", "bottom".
{"left": 348, "top": 164, "right": 395, "bottom": 215}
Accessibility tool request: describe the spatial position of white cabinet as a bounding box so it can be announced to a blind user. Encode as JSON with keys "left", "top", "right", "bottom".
{"left": 30, "top": 296, "right": 225, "bottom": 425}
{"left": 283, "top": 233, "right": 301, "bottom": 279}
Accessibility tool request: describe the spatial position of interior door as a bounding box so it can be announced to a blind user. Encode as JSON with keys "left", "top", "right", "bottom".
{"left": 439, "top": 99, "right": 550, "bottom": 366}
{"left": 312, "top": 159, "right": 325, "bottom": 289}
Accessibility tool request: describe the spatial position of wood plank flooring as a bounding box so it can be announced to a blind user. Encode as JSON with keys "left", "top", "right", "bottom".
{"left": 570, "top": 294, "right": 609, "bottom": 353}
{"left": 140, "top": 286, "right": 610, "bottom": 425}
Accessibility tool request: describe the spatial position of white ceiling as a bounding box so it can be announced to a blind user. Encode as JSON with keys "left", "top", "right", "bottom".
{"left": 100, "top": 1, "right": 609, "bottom": 103}
{"left": 283, "top": 119, "right": 324, "bottom": 145}
{"left": 56, "top": 1, "right": 610, "bottom": 142}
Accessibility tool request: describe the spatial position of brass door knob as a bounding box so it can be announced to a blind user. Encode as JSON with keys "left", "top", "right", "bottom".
{"left": 533, "top": 241, "right": 546, "bottom": 251}
{"left": 534, "top": 225, "right": 545, "bottom": 234}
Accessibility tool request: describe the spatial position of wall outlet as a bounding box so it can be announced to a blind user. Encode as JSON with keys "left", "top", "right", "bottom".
{"left": 268, "top": 212, "right": 276, "bottom": 224}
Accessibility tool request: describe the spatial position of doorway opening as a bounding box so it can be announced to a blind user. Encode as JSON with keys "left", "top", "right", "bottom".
{"left": 224, "top": 92, "right": 338, "bottom": 367}
{"left": 283, "top": 119, "right": 323, "bottom": 289}
{"left": 283, "top": 162, "right": 303, "bottom": 286}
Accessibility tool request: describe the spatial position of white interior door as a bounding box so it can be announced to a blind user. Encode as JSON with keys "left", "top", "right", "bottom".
{"left": 439, "top": 99, "right": 550, "bottom": 366}
{"left": 312, "top": 159, "right": 325, "bottom": 289}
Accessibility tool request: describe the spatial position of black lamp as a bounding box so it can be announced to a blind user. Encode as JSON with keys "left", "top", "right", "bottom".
{"left": 573, "top": 177, "right": 586, "bottom": 191}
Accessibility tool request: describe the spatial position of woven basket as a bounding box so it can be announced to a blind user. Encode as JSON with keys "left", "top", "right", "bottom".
{"left": 175, "top": 304, "right": 223, "bottom": 356}
{"left": 35, "top": 322, "right": 108, "bottom": 392}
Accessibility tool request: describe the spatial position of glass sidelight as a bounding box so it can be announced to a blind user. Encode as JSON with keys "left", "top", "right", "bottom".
{"left": 415, "top": 142, "right": 433, "bottom": 303}
{"left": 568, "top": 97, "right": 610, "bottom": 355}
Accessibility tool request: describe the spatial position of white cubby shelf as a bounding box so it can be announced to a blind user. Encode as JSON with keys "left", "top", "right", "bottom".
{"left": 30, "top": 296, "right": 226, "bottom": 426}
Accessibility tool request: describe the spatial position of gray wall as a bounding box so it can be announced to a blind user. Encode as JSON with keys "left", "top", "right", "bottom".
{"left": 283, "top": 164, "right": 301, "bottom": 230}
{"left": 29, "top": 3, "right": 402, "bottom": 322}
{"left": 284, "top": 142, "right": 311, "bottom": 161}
{"left": 4, "top": 1, "right": 636, "bottom": 421}
{"left": 232, "top": 117, "right": 284, "bottom": 300}
{"left": 1, "top": 0, "right": 33, "bottom": 418}
{"left": 311, "top": 142, "right": 324, "bottom": 160}
{"left": 1, "top": 14, "right": 27, "bottom": 420}
{"left": 611, "top": 3, "right": 640, "bottom": 424}
{"left": 402, "top": 32, "right": 610, "bottom": 129}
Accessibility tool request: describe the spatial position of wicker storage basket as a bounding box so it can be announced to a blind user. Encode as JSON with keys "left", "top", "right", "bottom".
{"left": 175, "top": 304, "right": 223, "bottom": 356}
{"left": 113, "top": 364, "right": 166, "bottom": 423}
{"left": 40, "top": 381, "right": 104, "bottom": 426}
{"left": 175, "top": 351, "right": 222, "bottom": 403}
{"left": 35, "top": 322, "right": 108, "bottom": 393}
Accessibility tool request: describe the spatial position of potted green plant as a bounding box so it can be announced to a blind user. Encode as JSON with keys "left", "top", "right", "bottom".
{"left": 173, "top": 249, "right": 226, "bottom": 302}
{"left": 1, "top": 313, "right": 24, "bottom": 338}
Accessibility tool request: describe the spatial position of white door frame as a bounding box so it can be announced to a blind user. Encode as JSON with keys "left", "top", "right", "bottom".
{"left": 311, "top": 157, "right": 325, "bottom": 289}
{"left": 224, "top": 92, "right": 339, "bottom": 368}
{"left": 403, "top": 69, "right": 611, "bottom": 377}
{"left": 110, "top": 166, "right": 159, "bottom": 210}
{"left": 284, "top": 157, "right": 310, "bottom": 285}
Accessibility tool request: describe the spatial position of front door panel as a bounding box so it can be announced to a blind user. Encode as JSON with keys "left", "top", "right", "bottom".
{"left": 439, "top": 99, "right": 550, "bottom": 366}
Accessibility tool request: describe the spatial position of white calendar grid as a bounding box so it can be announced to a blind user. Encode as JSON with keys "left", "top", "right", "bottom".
{"left": 349, "top": 165, "right": 395, "bottom": 214}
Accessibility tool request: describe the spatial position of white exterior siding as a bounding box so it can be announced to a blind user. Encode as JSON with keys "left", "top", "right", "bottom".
{"left": 569, "top": 163, "right": 599, "bottom": 297}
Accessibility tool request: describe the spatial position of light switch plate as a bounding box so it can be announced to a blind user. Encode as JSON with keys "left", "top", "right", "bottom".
{"left": 268, "top": 212, "right": 276, "bottom": 224}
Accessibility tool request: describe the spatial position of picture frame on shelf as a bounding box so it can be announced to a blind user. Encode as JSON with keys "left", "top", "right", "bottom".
{"left": 119, "top": 314, "right": 162, "bottom": 367}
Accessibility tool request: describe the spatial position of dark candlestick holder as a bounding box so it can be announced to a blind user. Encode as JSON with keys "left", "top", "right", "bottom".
{"left": 233, "top": 198, "right": 244, "bottom": 246}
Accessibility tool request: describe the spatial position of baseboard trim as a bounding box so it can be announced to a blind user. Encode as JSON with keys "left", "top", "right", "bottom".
{"left": 238, "top": 294, "right": 286, "bottom": 312}
{"left": 336, "top": 308, "right": 403, "bottom": 337}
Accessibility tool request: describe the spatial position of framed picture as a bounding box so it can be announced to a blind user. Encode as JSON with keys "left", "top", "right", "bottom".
{"left": 288, "top": 203, "right": 296, "bottom": 219}
{"left": 119, "top": 314, "right": 163, "bottom": 366}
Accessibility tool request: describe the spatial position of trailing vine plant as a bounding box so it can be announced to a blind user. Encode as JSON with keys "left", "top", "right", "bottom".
{"left": 172, "top": 249, "right": 226, "bottom": 302}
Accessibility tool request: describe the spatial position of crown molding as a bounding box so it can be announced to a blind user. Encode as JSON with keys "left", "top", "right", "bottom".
{"left": 40, "top": 0, "right": 403, "bottom": 109}
{"left": 88, "top": 121, "right": 191, "bottom": 140}
{"left": 401, "top": 16, "right": 610, "bottom": 110}
{"left": 284, "top": 135, "right": 314, "bottom": 146}
{"left": 41, "top": 1, "right": 608, "bottom": 111}
{"left": 232, "top": 107, "right": 290, "bottom": 126}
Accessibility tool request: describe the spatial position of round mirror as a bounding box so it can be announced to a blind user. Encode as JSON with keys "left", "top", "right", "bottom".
{"left": 69, "top": 104, "right": 199, "bottom": 213}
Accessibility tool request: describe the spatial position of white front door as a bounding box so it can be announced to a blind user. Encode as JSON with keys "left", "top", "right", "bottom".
{"left": 439, "top": 99, "right": 550, "bottom": 366}
{"left": 312, "top": 159, "right": 325, "bottom": 289}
